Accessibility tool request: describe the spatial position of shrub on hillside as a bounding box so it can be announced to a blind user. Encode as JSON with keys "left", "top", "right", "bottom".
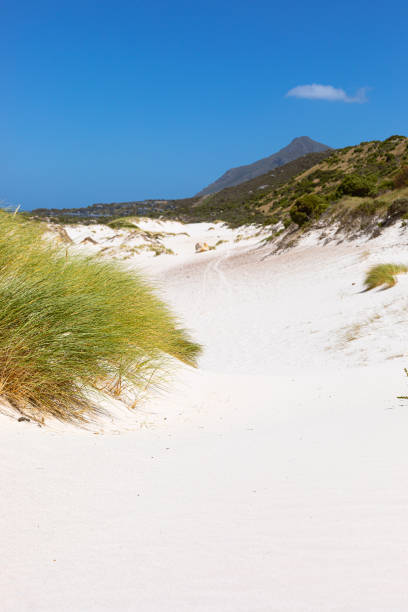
{"left": 293, "top": 179, "right": 314, "bottom": 197}
{"left": 325, "top": 189, "right": 340, "bottom": 203}
{"left": 326, "top": 155, "right": 339, "bottom": 167}
{"left": 380, "top": 135, "right": 405, "bottom": 152}
{"left": 378, "top": 178, "right": 395, "bottom": 192}
{"left": 336, "top": 174, "right": 377, "bottom": 197}
{"left": 0, "top": 212, "right": 201, "bottom": 422}
{"left": 352, "top": 199, "right": 385, "bottom": 217}
{"left": 289, "top": 194, "right": 328, "bottom": 227}
{"left": 382, "top": 198, "right": 408, "bottom": 227}
{"left": 393, "top": 167, "right": 408, "bottom": 189}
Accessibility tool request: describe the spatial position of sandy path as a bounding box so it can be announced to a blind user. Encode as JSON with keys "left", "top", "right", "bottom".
{"left": 2, "top": 225, "right": 408, "bottom": 611}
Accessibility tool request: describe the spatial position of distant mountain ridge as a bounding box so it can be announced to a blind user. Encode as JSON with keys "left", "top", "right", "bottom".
{"left": 196, "top": 136, "right": 331, "bottom": 196}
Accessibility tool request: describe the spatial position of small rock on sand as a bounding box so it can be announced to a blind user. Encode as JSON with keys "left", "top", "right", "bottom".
{"left": 195, "top": 242, "right": 209, "bottom": 253}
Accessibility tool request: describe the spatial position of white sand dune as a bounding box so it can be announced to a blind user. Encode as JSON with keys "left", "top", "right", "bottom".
{"left": 2, "top": 221, "right": 408, "bottom": 611}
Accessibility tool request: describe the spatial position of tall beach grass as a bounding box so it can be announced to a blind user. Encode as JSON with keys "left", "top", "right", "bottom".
{"left": 0, "top": 211, "right": 201, "bottom": 422}
{"left": 364, "top": 263, "right": 408, "bottom": 291}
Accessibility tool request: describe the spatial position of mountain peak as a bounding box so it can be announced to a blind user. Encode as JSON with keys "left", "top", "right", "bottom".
{"left": 196, "top": 137, "right": 331, "bottom": 197}
{"left": 291, "top": 136, "right": 314, "bottom": 143}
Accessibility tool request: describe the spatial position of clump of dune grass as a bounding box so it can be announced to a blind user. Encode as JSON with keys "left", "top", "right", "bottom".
{"left": 364, "top": 263, "right": 408, "bottom": 291}
{"left": 0, "top": 211, "right": 201, "bottom": 423}
{"left": 107, "top": 217, "right": 139, "bottom": 230}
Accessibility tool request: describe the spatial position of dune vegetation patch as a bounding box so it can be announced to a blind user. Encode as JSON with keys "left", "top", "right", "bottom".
{"left": 107, "top": 217, "right": 140, "bottom": 230}
{"left": 0, "top": 211, "right": 201, "bottom": 423}
{"left": 364, "top": 264, "right": 408, "bottom": 291}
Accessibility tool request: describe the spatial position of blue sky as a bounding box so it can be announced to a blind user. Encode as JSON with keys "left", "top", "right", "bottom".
{"left": 1, "top": 0, "right": 407, "bottom": 210}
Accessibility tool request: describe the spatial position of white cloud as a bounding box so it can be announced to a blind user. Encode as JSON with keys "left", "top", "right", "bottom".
{"left": 286, "top": 84, "right": 367, "bottom": 104}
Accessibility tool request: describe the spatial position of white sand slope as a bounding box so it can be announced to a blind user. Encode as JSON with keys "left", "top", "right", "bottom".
{"left": 2, "top": 221, "right": 408, "bottom": 611}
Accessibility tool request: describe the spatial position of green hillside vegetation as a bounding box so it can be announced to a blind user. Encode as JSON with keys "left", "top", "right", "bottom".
{"left": 161, "top": 136, "right": 408, "bottom": 230}
{"left": 0, "top": 211, "right": 200, "bottom": 423}
{"left": 255, "top": 135, "right": 408, "bottom": 232}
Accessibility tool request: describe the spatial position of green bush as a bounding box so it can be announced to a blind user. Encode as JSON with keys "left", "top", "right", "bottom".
{"left": 294, "top": 179, "right": 314, "bottom": 196}
{"left": 289, "top": 194, "right": 328, "bottom": 227}
{"left": 353, "top": 199, "right": 385, "bottom": 217}
{"left": 378, "top": 178, "right": 395, "bottom": 192}
{"left": 366, "top": 154, "right": 377, "bottom": 164}
{"left": 0, "top": 212, "right": 201, "bottom": 422}
{"left": 336, "top": 174, "right": 377, "bottom": 197}
{"left": 325, "top": 189, "right": 340, "bottom": 203}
